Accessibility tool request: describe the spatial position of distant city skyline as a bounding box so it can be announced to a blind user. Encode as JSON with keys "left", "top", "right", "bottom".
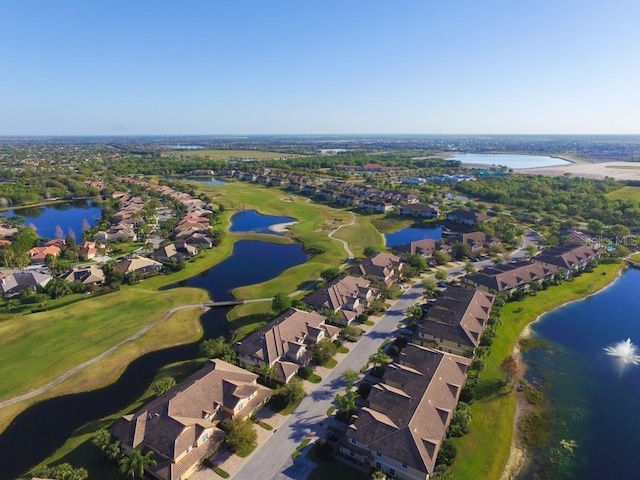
{"left": 2, "top": 1, "right": 639, "bottom": 136}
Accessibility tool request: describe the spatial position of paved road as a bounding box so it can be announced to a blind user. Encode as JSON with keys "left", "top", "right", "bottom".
{"left": 233, "top": 281, "right": 425, "bottom": 480}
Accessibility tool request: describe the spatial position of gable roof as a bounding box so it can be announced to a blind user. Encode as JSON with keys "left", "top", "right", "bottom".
{"left": 234, "top": 308, "right": 337, "bottom": 365}
{"left": 114, "top": 255, "right": 162, "bottom": 274}
{"left": 0, "top": 271, "right": 52, "bottom": 296}
{"left": 345, "top": 345, "right": 470, "bottom": 475}
{"left": 465, "top": 260, "right": 558, "bottom": 292}
{"left": 416, "top": 287, "right": 494, "bottom": 349}
{"left": 111, "top": 360, "right": 270, "bottom": 480}
{"left": 534, "top": 243, "right": 599, "bottom": 269}
{"left": 63, "top": 265, "right": 105, "bottom": 285}
{"left": 305, "top": 275, "right": 375, "bottom": 312}
{"left": 352, "top": 252, "right": 403, "bottom": 282}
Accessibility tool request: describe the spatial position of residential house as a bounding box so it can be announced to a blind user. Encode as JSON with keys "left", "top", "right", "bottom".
{"left": 78, "top": 241, "right": 100, "bottom": 260}
{"left": 338, "top": 344, "right": 470, "bottom": 480}
{"left": 412, "top": 287, "right": 495, "bottom": 356}
{"left": 534, "top": 243, "right": 599, "bottom": 277}
{"left": 26, "top": 245, "right": 61, "bottom": 265}
{"left": 304, "top": 275, "right": 380, "bottom": 326}
{"left": 154, "top": 242, "right": 199, "bottom": 262}
{"left": 445, "top": 209, "right": 491, "bottom": 227}
{"left": 452, "top": 232, "right": 501, "bottom": 255}
{"left": 393, "top": 238, "right": 451, "bottom": 260}
{"left": 111, "top": 360, "right": 271, "bottom": 480}
{"left": 182, "top": 233, "right": 215, "bottom": 248}
{"left": 0, "top": 271, "right": 52, "bottom": 297}
{"left": 63, "top": 265, "right": 105, "bottom": 286}
{"left": 352, "top": 252, "right": 404, "bottom": 286}
{"left": 235, "top": 308, "right": 340, "bottom": 383}
{"left": 462, "top": 260, "right": 558, "bottom": 294}
{"left": 114, "top": 255, "right": 163, "bottom": 278}
{"left": 400, "top": 204, "right": 440, "bottom": 219}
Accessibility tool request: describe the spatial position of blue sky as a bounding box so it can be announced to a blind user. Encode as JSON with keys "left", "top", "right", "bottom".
{"left": 1, "top": 1, "right": 639, "bottom": 135}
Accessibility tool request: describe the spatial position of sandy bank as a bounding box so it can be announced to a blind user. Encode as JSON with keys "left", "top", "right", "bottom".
{"left": 269, "top": 221, "right": 298, "bottom": 233}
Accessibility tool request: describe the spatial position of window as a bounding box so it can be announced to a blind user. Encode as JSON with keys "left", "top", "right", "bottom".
{"left": 350, "top": 451, "right": 355, "bottom": 458}
{"left": 376, "top": 452, "right": 382, "bottom": 457}
{"left": 375, "top": 462, "right": 382, "bottom": 469}
{"left": 402, "top": 463, "right": 408, "bottom": 469}
{"left": 350, "top": 438, "right": 357, "bottom": 445}
{"left": 389, "top": 468, "right": 396, "bottom": 477}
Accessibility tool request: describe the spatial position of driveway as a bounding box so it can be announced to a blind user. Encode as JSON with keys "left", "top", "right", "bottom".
{"left": 233, "top": 281, "right": 425, "bottom": 480}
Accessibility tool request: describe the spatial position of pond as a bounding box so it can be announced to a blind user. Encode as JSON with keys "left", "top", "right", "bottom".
{"left": 0, "top": 240, "right": 307, "bottom": 480}
{"left": 447, "top": 153, "right": 570, "bottom": 169}
{"left": 182, "top": 177, "right": 227, "bottom": 185}
{"left": 385, "top": 225, "right": 443, "bottom": 248}
{"left": 230, "top": 209, "right": 296, "bottom": 235}
{"left": 1, "top": 200, "right": 101, "bottom": 239}
{"left": 521, "top": 268, "right": 640, "bottom": 479}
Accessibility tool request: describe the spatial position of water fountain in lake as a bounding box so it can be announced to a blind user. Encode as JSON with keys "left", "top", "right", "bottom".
{"left": 604, "top": 338, "right": 640, "bottom": 365}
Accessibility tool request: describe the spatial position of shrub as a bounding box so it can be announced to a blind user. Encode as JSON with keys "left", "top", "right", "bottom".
{"left": 298, "top": 366, "right": 313, "bottom": 380}
{"left": 357, "top": 382, "right": 372, "bottom": 399}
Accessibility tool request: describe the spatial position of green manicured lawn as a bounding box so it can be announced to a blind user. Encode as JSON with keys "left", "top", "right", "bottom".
{"left": 213, "top": 467, "right": 230, "bottom": 478}
{"left": 0, "top": 286, "right": 208, "bottom": 404}
{"left": 331, "top": 214, "right": 384, "bottom": 258}
{"left": 258, "top": 420, "right": 273, "bottom": 431}
{"left": 322, "top": 358, "right": 338, "bottom": 369}
{"left": 196, "top": 183, "right": 353, "bottom": 300}
{"left": 337, "top": 346, "right": 349, "bottom": 354}
{"left": 449, "top": 262, "right": 623, "bottom": 479}
{"left": 606, "top": 186, "right": 640, "bottom": 201}
{"left": 308, "top": 374, "right": 322, "bottom": 383}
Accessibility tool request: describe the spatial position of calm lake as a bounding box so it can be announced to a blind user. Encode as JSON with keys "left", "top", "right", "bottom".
{"left": 230, "top": 210, "right": 296, "bottom": 235}
{"left": 385, "top": 225, "right": 443, "bottom": 248}
{"left": 521, "top": 268, "right": 640, "bottom": 479}
{"left": 182, "top": 177, "right": 227, "bottom": 185}
{"left": 0, "top": 240, "right": 307, "bottom": 480}
{"left": 1, "top": 200, "right": 101, "bottom": 239}
{"left": 448, "top": 153, "right": 570, "bottom": 169}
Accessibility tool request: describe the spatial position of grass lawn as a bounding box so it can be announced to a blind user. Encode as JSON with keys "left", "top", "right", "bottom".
{"left": 213, "top": 467, "right": 230, "bottom": 478}
{"left": 449, "top": 262, "right": 623, "bottom": 479}
{"left": 195, "top": 183, "right": 354, "bottom": 300}
{"left": 370, "top": 214, "right": 416, "bottom": 234}
{"left": 308, "top": 374, "right": 322, "bottom": 383}
{"left": 161, "top": 149, "right": 299, "bottom": 160}
{"left": 0, "top": 286, "right": 208, "bottom": 404}
{"left": 331, "top": 214, "right": 384, "bottom": 258}
{"left": 322, "top": 358, "right": 338, "bottom": 369}
{"left": 606, "top": 186, "right": 640, "bottom": 202}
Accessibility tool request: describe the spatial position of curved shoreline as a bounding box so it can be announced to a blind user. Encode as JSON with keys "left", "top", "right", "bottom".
{"left": 500, "top": 263, "right": 626, "bottom": 480}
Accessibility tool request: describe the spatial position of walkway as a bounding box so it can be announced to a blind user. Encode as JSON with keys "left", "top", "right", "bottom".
{"left": 327, "top": 212, "right": 356, "bottom": 265}
{"left": 233, "top": 281, "right": 425, "bottom": 480}
{"left": 0, "top": 303, "right": 207, "bottom": 410}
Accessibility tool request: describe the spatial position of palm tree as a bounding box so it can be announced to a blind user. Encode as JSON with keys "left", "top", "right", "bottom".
{"left": 258, "top": 364, "right": 275, "bottom": 387}
{"left": 119, "top": 450, "right": 156, "bottom": 479}
{"left": 342, "top": 368, "right": 359, "bottom": 391}
{"left": 105, "top": 441, "right": 121, "bottom": 463}
{"left": 368, "top": 352, "right": 391, "bottom": 370}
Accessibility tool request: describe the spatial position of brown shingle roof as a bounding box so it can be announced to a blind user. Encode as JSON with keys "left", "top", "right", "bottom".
{"left": 111, "top": 360, "right": 270, "bottom": 480}
{"left": 234, "top": 308, "right": 334, "bottom": 366}
{"left": 345, "top": 345, "right": 470, "bottom": 475}
{"left": 415, "top": 287, "right": 494, "bottom": 349}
